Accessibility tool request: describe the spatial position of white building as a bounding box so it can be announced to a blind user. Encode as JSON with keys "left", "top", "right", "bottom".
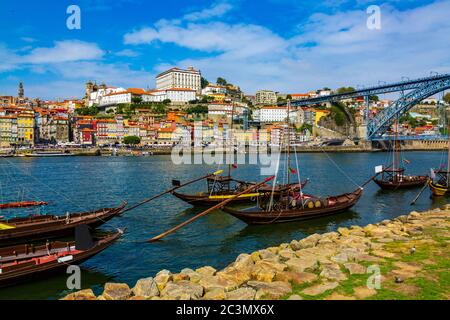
{"left": 259, "top": 107, "right": 287, "bottom": 122}
{"left": 166, "top": 88, "right": 197, "bottom": 103}
{"left": 258, "top": 106, "right": 302, "bottom": 123}
{"left": 208, "top": 103, "right": 244, "bottom": 118}
{"left": 202, "top": 84, "right": 227, "bottom": 96}
{"left": 156, "top": 67, "right": 202, "bottom": 94}
{"left": 99, "top": 88, "right": 145, "bottom": 106}
{"left": 142, "top": 90, "right": 167, "bottom": 103}
{"left": 88, "top": 87, "right": 126, "bottom": 107}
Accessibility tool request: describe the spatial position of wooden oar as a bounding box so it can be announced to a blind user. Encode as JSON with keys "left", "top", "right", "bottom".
{"left": 410, "top": 179, "right": 430, "bottom": 205}
{"left": 122, "top": 171, "right": 222, "bottom": 214}
{"left": 148, "top": 175, "right": 275, "bottom": 242}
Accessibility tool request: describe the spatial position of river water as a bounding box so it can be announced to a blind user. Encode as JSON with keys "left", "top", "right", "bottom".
{"left": 0, "top": 151, "right": 447, "bottom": 299}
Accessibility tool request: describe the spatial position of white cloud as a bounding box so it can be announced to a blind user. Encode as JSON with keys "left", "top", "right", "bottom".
{"left": 24, "top": 40, "right": 104, "bottom": 64}
{"left": 125, "top": 0, "right": 450, "bottom": 93}
{"left": 183, "top": 2, "right": 233, "bottom": 21}
{"left": 115, "top": 49, "right": 140, "bottom": 57}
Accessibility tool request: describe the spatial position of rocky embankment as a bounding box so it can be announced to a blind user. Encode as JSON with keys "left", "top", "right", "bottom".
{"left": 63, "top": 207, "right": 450, "bottom": 300}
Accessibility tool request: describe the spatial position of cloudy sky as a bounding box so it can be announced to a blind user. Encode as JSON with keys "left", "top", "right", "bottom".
{"left": 0, "top": 0, "right": 449, "bottom": 99}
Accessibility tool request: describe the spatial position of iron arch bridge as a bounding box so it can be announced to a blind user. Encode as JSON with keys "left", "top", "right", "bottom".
{"left": 286, "top": 73, "right": 450, "bottom": 141}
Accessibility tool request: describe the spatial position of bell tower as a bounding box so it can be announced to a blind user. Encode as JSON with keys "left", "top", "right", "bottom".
{"left": 18, "top": 81, "right": 24, "bottom": 99}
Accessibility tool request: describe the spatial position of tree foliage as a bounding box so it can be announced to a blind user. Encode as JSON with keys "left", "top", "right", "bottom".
{"left": 201, "top": 77, "right": 209, "bottom": 89}
{"left": 77, "top": 106, "right": 99, "bottom": 116}
{"left": 336, "top": 87, "right": 356, "bottom": 94}
{"left": 123, "top": 136, "right": 141, "bottom": 145}
{"left": 217, "top": 77, "right": 228, "bottom": 86}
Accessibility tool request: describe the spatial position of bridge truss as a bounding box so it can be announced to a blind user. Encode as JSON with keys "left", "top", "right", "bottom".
{"left": 287, "top": 73, "right": 450, "bottom": 141}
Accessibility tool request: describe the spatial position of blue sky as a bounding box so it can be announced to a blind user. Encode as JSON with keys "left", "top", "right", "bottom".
{"left": 1, "top": 0, "right": 449, "bottom": 99}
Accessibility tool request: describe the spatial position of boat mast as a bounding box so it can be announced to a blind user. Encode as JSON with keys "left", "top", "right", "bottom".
{"left": 395, "top": 116, "right": 399, "bottom": 174}
{"left": 228, "top": 102, "right": 235, "bottom": 178}
{"left": 287, "top": 100, "right": 291, "bottom": 186}
{"left": 447, "top": 123, "right": 450, "bottom": 187}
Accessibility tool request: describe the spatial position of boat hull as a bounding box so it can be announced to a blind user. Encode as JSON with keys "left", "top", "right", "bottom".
{"left": 0, "top": 232, "right": 122, "bottom": 288}
{"left": 0, "top": 202, "right": 127, "bottom": 245}
{"left": 172, "top": 182, "right": 308, "bottom": 207}
{"left": 222, "top": 189, "right": 363, "bottom": 225}
{"left": 428, "top": 181, "right": 449, "bottom": 197}
{"left": 373, "top": 176, "right": 428, "bottom": 190}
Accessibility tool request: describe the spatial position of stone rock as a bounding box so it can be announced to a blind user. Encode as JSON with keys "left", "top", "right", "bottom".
{"left": 198, "top": 275, "right": 239, "bottom": 292}
{"left": 285, "top": 257, "right": 318, "bottom": 273}
{"left": 173, "top": 273, "right": 190, "bottom": 282}
{"left": 155, "top": 270, "right": 172, "bottom": 291}
{"left": 253, "top": 269, "right": 275, "bottom": 282}
{"left": 287, "top": 294, "right": 303, "bottom": 300}
{"left": 217, "top": 268, "right": 251, "bottom": 286}
{"left": 247, "top": 281, "right": 292, "bottom": 300}
{"left": 97, "top": 295, "right": 106, "bottom": 300}
{"left": 132, "top": 277, "right": 159, "bottom": 298}
{"left": 61, "top": 289, "right": 97, "bottom": 300}
{"left": 353, "top": 286, "right": 377, "bottom": 299}
{"left": 319, "top": 264, "right": 347, "bottom": 281}
{"left": 258, "top": 249, "right": 277, "bottom": 260}
{"left": 371, "top": 250, "right": 396, "bottom": 259}
{"left": 102, "top": 283, "right": 132, "bottom": 300}
{"left": 251, "top": 251, "right": 261, "bottom": 262}
{"left": 302, "top": 282, "right": 339, "bottom": 296}
{"left": 203, "top": 288, "right": 226, "bottom": 300}
{"left": 325, "top": 292, "right": 356, "bottom": 300}
{"left": 278, "top": 249, "right": 296, "bottom": 262}
{"left": 274, "top": 271, "right": 318, "bottom": 285}
{"left": 353, "top": 253, "right": 384, "bottom": 263}
{"left": 196, "top": 266, "right": 217, "bottom": 277}
{"left": 233, "top": 253, "right": 255, "bottom": 270}
{"left": 128, "top": 296, "right": 147, "bottom": 300}
{"left": 253, "top": 259, "right": 287, "bottom": 273}
{"left": 297, "top": 234, "right": 321, "bottom": 250}
{"left": 161, "top": 280, "right": 204, "bottom": 300}
{"left": 331, "top": 252, "right": 348, "bottom": 264}
{"left": 343, "top": 263, "right": 366, "bottom": 275}
{"left": 290, "top": 240, "right": 301, "bottom": 251}
{"left": 226, "top": 287, "right": 256, "bottom": 300}
{"left": 337, "top": 227, "right": 350, "bottom": 237}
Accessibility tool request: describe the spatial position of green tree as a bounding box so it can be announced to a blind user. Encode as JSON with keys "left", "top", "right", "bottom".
{"left": 124, "top": 136, "right": 141, "bottom": 145}
{"left": 163, "top": 99, "right": 172, "bottom": 105}
{"left": 217, "top": 77, "right": 227, "bottom": 86}
{"left": 131, "top": 96, "right": 143, "bottom": 104}
{"left": 286, "top": 94, "right": 293, "bottom": 100}
{"left": 201, "top": 77, "right": 209, "bottom": 89}
{"left": 336, "top": 87, "right": 356, "bottom": 94}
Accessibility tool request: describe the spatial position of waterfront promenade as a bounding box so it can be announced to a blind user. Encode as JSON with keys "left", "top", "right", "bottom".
{"left": 0, "top": 139, "right": 448, "bottom": 158}
{"left": 63, "top": 206, "right": 449, "bottom": 300}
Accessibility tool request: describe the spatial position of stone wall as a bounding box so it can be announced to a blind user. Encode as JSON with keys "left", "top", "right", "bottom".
{"left": 63, "top": 207, "right": 450, "bottom": 300}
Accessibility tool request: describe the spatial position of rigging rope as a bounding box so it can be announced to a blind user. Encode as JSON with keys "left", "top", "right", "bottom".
{"left": 319, "top": 145, "right": 362, "bottom": 189}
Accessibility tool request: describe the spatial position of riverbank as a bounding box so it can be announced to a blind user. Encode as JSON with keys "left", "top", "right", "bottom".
{"left": 63, "top": 206, "right": 450, "bottom": 300}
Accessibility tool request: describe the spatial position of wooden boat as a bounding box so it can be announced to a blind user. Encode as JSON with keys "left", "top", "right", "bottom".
{"left": 0, "top": 202, "right": 127, "bottom": 244}
{"left": 0, "top": 201, "right": 48, "bottom": 210}
{"left": 0, "top": 230, "right": 122, "bottom": 288}
{"left": 172, "top": 176, "right": 308, "bottom": 206}
{"left": 373, "top": 168, "right": 428, "bottom": 190}
{"left": 222, "top": 188, "right": 363, "bottom": 224}
{"left": 429, "top": 169, "right": 450, "bottom": 196}
{"left": 25, "top": 151, "right": 75, "bottom": 157}
{"left": 373, "top": 119, "right": 428, "bottom": 190}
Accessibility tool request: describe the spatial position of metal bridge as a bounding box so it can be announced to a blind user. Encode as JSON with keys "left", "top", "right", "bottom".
{"left": 287, "top": 73, "right": 450, "bottom": 141}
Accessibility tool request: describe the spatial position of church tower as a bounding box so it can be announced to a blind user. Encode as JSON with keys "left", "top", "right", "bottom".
{"left": 18, "top": 81, "right": 24, "bottom": 98}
